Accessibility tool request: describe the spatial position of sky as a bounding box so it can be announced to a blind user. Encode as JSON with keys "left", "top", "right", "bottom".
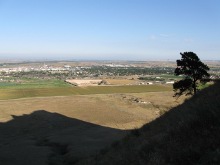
{"left": 0, "top": 0, "right": 220, "bottom": 61}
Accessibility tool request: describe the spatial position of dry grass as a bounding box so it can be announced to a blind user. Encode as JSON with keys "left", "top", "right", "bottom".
{"left": 0, "top": 92, "right": 182, "bottom": 129}
{"left": 0, "top": 91, "right": 185, "bottom": 165}
{"left": 65, "top": 79, "right": 102, "bottom": 86}
{"left": 104, "top": 79, "right": 138, "bottom": 85}
{"left": 78, "top": 81, "right": 220, "bottom": 165}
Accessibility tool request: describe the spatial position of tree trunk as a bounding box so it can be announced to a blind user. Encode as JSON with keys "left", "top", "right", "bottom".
{"left": 193, "top": 79, "right": 197, "bottom": 95}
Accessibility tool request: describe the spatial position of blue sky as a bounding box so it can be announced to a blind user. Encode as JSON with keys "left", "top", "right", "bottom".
{"left": 0, "top": 0, "right": 219, "bottom": 61}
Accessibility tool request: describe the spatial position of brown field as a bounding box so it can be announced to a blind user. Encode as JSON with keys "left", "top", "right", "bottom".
{"left": 65, "top": 78, "right": 139, "bottom": 86}
{"left": 104, "top": 78, "right": 139, "bottom": 85}
{"left": 0, "top": 91, "right": 186, "bottom": 165}
{"left": 65, "top": 79, "right": 102, "bottom": 86}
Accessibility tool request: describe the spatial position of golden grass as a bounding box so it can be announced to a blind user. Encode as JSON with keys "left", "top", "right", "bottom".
{"left": 104, "top": 79, "right": 137, "bottom": 85}
{"left": 78, "top": 82, "right": 220, "bottom": 165}
{"left": 0, "top": 90, "right": 186, "bottom": 165}
{"left": 0, "top": 91, "right": 182, "bottom": 129}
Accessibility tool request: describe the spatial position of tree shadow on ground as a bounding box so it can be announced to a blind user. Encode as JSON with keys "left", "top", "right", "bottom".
{"left": 0, "top": 110, "right": 127, "bottom": 165}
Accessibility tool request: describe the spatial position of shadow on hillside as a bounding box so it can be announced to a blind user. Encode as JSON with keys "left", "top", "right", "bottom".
{"left": 141, "top": 81, "right": 220, "bottom": 134}
{"left": 139, "top": 81, "right": 220, "bottom": 164}
{"left": 0, "top": 110, "right": 127, "bottom": 165}
{"left": 82, "top": 81, "right": 220, "bottom": 165}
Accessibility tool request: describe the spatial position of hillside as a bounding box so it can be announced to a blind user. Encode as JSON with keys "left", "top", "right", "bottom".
{"left": 78, "top": 81, "right": 220, "bottom": 165}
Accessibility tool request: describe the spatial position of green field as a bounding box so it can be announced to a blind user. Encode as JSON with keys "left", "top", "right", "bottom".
{"left": 0, "top": 78, "right": 70, "bottom": 89}
{"left": 0, "top": 84, "right": 172, "bottom": 100}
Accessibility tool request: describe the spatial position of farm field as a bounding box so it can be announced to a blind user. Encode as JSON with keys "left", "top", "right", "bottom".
{"left": 104, "top": 78, "right": 138, "bottom": 85}
{"left": 0, "top": 84, "right": 172, "bottom": 100}
{"left": 0, "top": 78, "right": 71, "bottom": 89}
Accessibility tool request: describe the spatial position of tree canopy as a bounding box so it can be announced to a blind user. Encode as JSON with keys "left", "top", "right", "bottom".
{"left": 173, "top": 52, "right": 210, "bottom": 97}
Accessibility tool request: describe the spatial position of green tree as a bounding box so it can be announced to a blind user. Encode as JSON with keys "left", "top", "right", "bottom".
{"left": 173, "top": 52, "right": 210, "bottom": 97}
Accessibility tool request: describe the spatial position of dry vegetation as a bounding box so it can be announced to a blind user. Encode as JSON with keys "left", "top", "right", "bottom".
{"left": 0, "top": 91, "right": 185, "bottom": 165}
{"left": 0, "top": 92, "right": 184, "bottom": 128}
{"left": 78, "top": 81, "right": 220, "bottom": 165}
{"left": 104, "top": 79, "right": 138, "bottom": 85}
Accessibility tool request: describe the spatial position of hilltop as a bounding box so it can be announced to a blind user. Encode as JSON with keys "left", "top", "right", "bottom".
{"left": 78, "top": 80, "right": 220, "bottom": 165}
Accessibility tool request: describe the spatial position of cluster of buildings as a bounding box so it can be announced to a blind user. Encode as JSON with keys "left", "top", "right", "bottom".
{"left": 0, "top": 64, "right": 72, "bottom": 73}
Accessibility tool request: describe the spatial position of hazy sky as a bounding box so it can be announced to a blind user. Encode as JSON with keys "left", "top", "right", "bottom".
{"left": 0, "top": 0, "right": 219, "bottom": 61}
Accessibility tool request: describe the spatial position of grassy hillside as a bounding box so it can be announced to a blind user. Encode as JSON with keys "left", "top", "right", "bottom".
{"left": 78, "top": 80, "right": 220, "bottom": 165}
{"left": 0, "top": 91, "right": 183, "bottom": 165}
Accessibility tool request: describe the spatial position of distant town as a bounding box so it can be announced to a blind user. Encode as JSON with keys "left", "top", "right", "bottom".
{"left": 0, "top": 60, "right": 220, "bottom": 86}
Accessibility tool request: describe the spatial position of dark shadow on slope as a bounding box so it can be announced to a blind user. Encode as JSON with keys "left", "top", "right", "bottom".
{"left": 80, "top": 81, "right": 220, "bottom": 165}
{"left": 0, "top": 110, "right": 127, "bottom": 165}
{"left": 137, "top": 81, "right": 220, "bottom": 164}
